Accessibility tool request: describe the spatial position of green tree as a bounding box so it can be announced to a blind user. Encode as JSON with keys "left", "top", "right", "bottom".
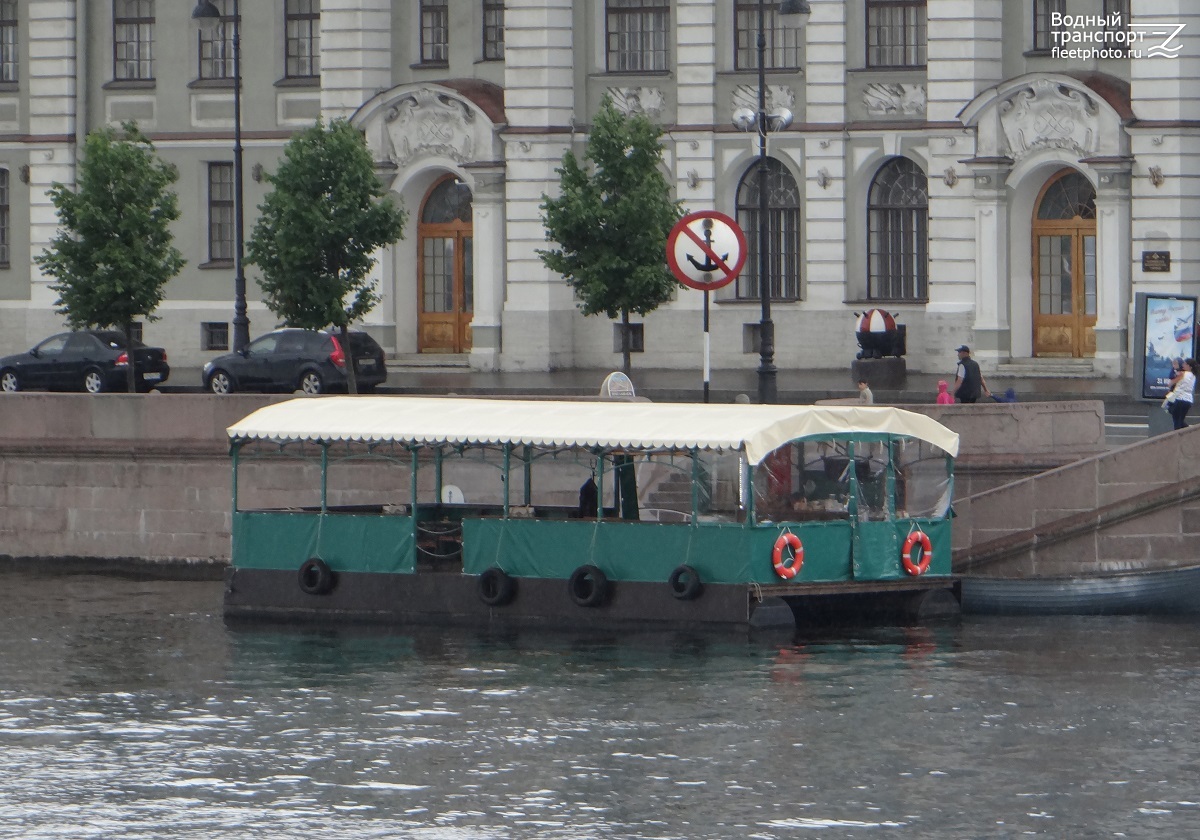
{"left": 247, "top": 118, "right": 405, "bottom": 394}
{"left": 539, "top": 96, "right": 682, "bottom": 374}
{"left": 35, "top": 121, "right": 183, "bottom": 393}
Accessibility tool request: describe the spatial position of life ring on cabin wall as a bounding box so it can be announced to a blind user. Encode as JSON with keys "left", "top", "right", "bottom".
{"left": 901, "top": 531, "right": 933, "bottom": 576}
{"left": 772, "top": 533, "right": 804, "bottom": 580}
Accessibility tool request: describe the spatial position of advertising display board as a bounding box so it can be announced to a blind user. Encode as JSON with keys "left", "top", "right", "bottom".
{"left": 1136, "top": 294, "right": 1197, "bottom": 400}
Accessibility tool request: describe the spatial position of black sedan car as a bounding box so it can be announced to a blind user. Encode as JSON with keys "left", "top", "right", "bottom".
{"left": 202, "top": 328, "right": 388, "bottom": 394}
{"left": 0, "top": 330, "right": 170, "bottom": 393}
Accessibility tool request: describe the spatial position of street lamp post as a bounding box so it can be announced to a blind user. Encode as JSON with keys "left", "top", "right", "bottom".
{"left": 192, "top": 0, "right": 249, "bottom": 353}
{"left": 738, "top": 0, "right": 810, "bottom": 403}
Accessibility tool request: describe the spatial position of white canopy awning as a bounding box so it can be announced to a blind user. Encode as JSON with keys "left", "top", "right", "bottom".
{"left": 227, "top": 397, "right": 959, "bottom": 465}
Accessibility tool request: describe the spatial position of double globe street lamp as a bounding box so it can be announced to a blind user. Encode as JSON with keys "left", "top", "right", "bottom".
{"left": 192, "top": 0, "right": 250, "bottom": 353}
{"left": 733, "top": 0, "right": 811, "bottom": 404}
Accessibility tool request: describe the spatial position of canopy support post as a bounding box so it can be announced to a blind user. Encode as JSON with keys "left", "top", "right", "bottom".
{"left": 502, "top": 443, "right": 511, "bottom": 517}
{"left": 320, "top": 443, "right": 329, "bottom": 514}
{"left": 523, "top": 445, "right": 532, "bottom": 506}
{"left": 690, "top": 448, "right": 700, "bottom": 526}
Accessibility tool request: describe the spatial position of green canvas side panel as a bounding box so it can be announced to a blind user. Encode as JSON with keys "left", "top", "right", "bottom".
{"left": 232, "top": 511, "right": 415, "bottom": 573}
{"left": 893, "top": 518, "right": 953, "bottom": 577}
{"left": 854, "top": 520, "right": 901, "bottom": 579}
{"left": 461, "top": 519, "right": 854, "bottom": 585}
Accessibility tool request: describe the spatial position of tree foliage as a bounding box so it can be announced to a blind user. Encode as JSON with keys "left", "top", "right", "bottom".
{"left": 538, "top": 96, "right": 682, "bottom": 372}
{"left": 247, "top": 118, "right": 405, "bottom": 392}
{"left": 35, "top": 121, "right": 183, "bottom": 392}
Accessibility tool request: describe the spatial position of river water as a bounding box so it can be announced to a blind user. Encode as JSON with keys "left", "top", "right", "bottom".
{"left": 1, "top": 570, "right": 1198, "bottom": 839}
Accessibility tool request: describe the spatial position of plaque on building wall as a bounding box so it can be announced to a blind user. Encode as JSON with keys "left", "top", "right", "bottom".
{"left": 1142, "top": 251, "right": 1171, "bottom": 272}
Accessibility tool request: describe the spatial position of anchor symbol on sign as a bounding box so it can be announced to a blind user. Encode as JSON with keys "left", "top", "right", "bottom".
{"left": 685, "top": 219, "right": 728, "bottom": 274}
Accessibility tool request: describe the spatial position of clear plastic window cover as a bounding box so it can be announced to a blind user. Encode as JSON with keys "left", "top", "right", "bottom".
{"left": 232, "top": 439, "right": 949, "bottom": 522}
{"left": 752, "top": 436, "right": 952, "bottom": 523}
{"left": 233, "top": 441, "right": 750, "bottom": 520}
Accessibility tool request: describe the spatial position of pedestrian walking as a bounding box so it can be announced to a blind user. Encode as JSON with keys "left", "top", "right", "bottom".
{"left": 1164, "top": 357, "right": 1195, "bottom": 430}
{"left": 935, "top": 380, "right": 954, "bottom": 404}
{"left": 952, "top": 345, "right": 991, "bottom": 403}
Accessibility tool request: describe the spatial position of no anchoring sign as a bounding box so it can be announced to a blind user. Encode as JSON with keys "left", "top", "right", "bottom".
{"left": 667, "top": 211, "right": 747, "bottom": 291}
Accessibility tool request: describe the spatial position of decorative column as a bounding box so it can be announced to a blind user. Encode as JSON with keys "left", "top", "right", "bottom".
{"left": 466, "top": 164, "right": 506, "bottom": 371}
{"left": 1089, "top": 158, "right": 1133, "bottom": 375}
{"left": 964, "top": 156, "right": 1013, "bottom": 359}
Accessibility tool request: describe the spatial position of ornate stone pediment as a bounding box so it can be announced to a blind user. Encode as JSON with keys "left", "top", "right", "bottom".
{"left": 383, "top": 88, "right": 475, "bottom": 167}
{"left": 998, "top": 79, "right": 1099, "bottom": 159}
{"left": 606, "top": 87, "right": 665, "bottom": 119}
{"left": 863, "top": 83, "right": 926, "bottom": 117}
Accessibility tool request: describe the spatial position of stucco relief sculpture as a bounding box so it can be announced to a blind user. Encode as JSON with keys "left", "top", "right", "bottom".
{"left": 731, "top": 84, "right": 795, "bottom": 119}
{"left": 384, "top": 88, "right": 475, "bottom": 166}
{"left": 607, "top": 87, "right": 665, "bottom": 119}
{"left": 863, "top": 83, "right": 926, "bottom": 116}
{"left": 998, "top": 79, "right": 1099, "bottom": 159}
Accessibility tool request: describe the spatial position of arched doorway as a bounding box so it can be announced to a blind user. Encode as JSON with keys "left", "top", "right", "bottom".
{"left": 1031, "top": 169, "right": 1097, "bottom": 357}
{"left": 418, "top": 176, "right": 473, "bottom": 353}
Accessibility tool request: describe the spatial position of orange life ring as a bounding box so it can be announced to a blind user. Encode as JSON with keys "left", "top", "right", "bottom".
{"left": 772, "top": 533, "right": 804, "bottom": 580}
{"left": 902, "top": 531, "right": 933, "bottom": 576}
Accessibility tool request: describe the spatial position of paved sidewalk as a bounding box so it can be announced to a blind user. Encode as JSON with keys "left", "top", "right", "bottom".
{"left": 168, "top": 364, "right": 1143, "bottom": 406}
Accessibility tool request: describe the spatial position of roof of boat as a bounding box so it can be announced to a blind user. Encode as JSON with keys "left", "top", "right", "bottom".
{"left": 226, "top": 396, "right": 960, "bottom": 464}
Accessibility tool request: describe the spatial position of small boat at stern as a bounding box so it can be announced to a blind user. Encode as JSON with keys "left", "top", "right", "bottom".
{"left": 222, "top": 397, "right": 960, "bottom": 630}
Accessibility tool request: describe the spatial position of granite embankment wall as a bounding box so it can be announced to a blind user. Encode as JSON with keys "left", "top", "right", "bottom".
{"left": 952, "top": 423, "right": 1200, "bottom": 578}
{"left": 0, "top": 394, "right": 1107, "bottom": 574}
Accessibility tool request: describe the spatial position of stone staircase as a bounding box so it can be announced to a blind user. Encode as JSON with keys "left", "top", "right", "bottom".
{"left": 991, "top": 357, "right": 1100, "bottom": 379}
{"left": 387, "top": 353, "right": 470, "bottom": 372}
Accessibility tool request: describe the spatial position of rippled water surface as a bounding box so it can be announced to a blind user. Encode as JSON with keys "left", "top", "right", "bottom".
{"left": 2, "top": 571, "right": 1200, "bottom": 838}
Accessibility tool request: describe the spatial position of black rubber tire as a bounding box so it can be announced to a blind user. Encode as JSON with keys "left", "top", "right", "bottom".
{"left": 208, "top": 369, "right": 235, "bottom": 394}
{"left": 298, "top": 557, "right": 335, "bottom": 595}
{"left": 567, "top": 564, "right": 608, "bottom": 608}
{"left": 299, "top": 370, "right": 324, "bottom": 395}
{"left": 83, "top": 368, "right": 105, "bottom": 394}
{"left": 668, "top": 564, "right": 704, "bottom": 601}
{"left": 478, "top": 567, "right": 517, "bottom": 606}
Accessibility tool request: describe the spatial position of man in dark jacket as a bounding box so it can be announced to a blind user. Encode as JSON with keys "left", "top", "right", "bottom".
{"left": 953, "top": 345, "right": 991, "bottom": 403}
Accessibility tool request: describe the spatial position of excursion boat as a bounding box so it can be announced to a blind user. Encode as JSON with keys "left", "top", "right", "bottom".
{"left": 223, "top": 396, "right": 961, "bottom": 630}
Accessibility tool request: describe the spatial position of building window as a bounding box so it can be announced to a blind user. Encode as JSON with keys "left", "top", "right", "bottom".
{"left": 114, "top": 0, "right": 154, "bottom": 81}
{"left": 285, "top": 0, "right": 319, "bottom": 78}
{"left": 1103, "top": 0, "right": 1129, "bottom": 55}
{"left": 420, "top": 0, "right": 448, "bottom": 65}
{"left": 1033, "top": 0, "right": 1065, "bottom": 52}
{"left": 606, "top": 0, "right": 669, "bottom": 73}
{"left": 867, "top": 158, "right": 928, "bottom": 301}
{"left": 734, "top": 1, "right": 801, "bottom": 70}
{"left": 0, "top": 0, "right": 16, "bottom": 83}
{"left": 198, "top": 0, "right": 236, "bottom": 80}
{"left": 202, "top": 322, "right": 230, "bottom": 351}
{"left": 866, "top": 0, "right": 926, "bottom": 67}
{"left": 483, "top": 0, "right": 504, "bottom": 61}
{"left": 0, "top": 168, "right": 8, "bottom": 267}
{"left": 735, "top": 158, "right": 801, "bottom": 301}
{"left": 207, "top": 163, "right": 234, "bottom": 263}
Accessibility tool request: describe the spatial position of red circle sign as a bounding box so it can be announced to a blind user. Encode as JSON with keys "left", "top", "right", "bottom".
{"left": 666, "top": 211, "right": 747, "bottom": 291}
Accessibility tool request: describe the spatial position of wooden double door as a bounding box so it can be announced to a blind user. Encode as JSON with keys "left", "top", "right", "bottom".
{"left": 418, "top": 177, "right": 473, "bottom": 353}
{"left": 1032, "top": 170, "right": 1097, "bottom": 358}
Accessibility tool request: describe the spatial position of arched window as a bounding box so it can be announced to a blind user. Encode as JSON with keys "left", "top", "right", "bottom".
{"left": 867, "top": 157, "right": 928, "bottom": 301}
{"left": 735, "top": 158, "right": 801, "bottom": 300}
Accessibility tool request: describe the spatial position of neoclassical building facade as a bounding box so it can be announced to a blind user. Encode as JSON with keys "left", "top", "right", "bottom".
{"left": 0, "top": 1, "right": 1197, "bottom": 377}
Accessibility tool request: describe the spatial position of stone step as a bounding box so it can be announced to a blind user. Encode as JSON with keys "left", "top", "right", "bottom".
{"left": 991, "top": 358, "right": 1102, "bottom": 379}
{"left": 388, "top": 353, "right": 470, "bottom": 370}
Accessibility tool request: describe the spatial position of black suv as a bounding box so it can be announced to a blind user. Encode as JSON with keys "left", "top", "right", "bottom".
{"left": 202, "top": 328, "right": 387, "bottom": 394}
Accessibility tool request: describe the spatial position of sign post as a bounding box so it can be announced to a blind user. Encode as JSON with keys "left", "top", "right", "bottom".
{"left": 666, "top": 211, "right": 747, "bottom": 402}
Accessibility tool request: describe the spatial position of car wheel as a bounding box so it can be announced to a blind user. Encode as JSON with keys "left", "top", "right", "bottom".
{"left": 299, "top": 370, "right": 324, "bottom": 395}
{"left": 208, "top": 370, "right": 234, "bottom": 395}
{"left": 83, "top": 369, "right": 105, "bottom": 394}
{"left": 0, "top": 369, "right": 19, "bottom": 392}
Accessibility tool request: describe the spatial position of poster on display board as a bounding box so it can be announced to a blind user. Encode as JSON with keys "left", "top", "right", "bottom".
{"left": 1137, "top": 294, "right": 1197, "bottom": 400}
